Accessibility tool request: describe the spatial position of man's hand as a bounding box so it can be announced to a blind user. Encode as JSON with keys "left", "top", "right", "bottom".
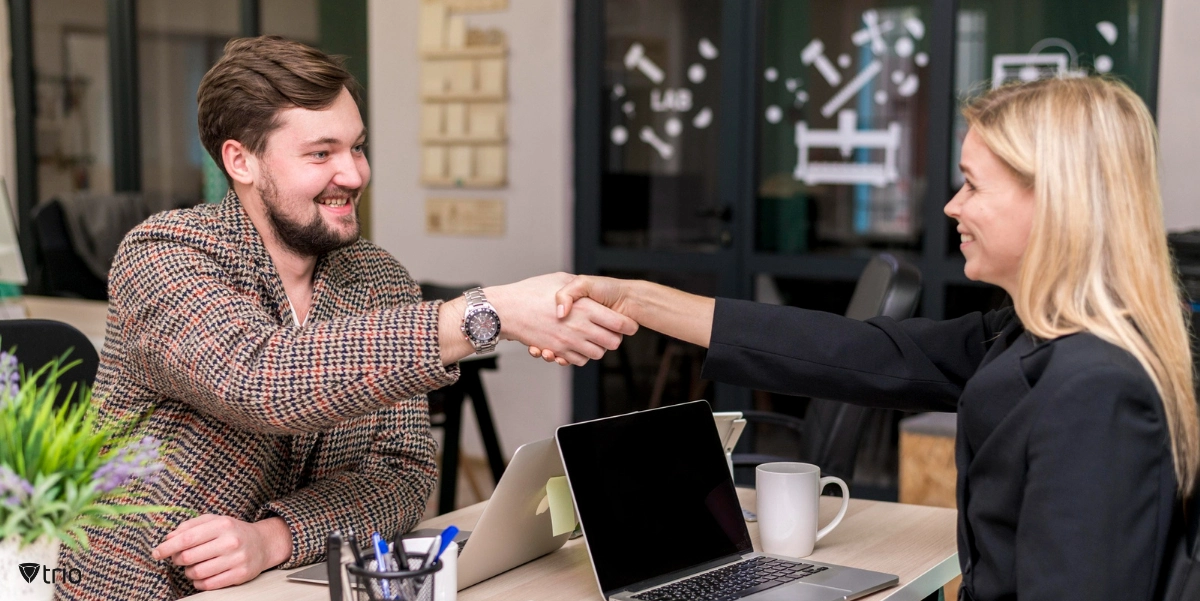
{"left": 488, "top": 273, "right": 638, "bottom": 366}
{"left": 152, "top": 515, "right": 293, "bottom": 591}
{"left": 527, "top": 275, "right": 638, "bottom": 366}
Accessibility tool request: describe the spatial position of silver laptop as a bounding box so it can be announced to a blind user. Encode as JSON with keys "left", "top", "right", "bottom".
{"left": 288, "top": 437, "right": 571, "bottom": 590}
{"left": 555, "top": 400, "right": 898, "bottom": 601}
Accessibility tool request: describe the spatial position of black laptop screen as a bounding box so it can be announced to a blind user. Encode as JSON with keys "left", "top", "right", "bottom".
{"left": 556, "top": 400, "right": 753, "bottom": 594}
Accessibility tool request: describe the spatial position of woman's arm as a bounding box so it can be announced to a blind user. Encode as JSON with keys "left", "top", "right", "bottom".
{"left": 557, "top": 277, "right": 716, "bottom": 347}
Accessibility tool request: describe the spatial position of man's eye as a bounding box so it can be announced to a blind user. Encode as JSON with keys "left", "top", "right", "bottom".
{"left": 312, "top": 151, "right": 328, "bottom": 159}
{"left": 353, "top": 143, "right": 367, "bottom": 153}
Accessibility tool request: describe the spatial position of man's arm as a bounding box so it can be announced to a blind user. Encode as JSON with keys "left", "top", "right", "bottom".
{"left": 113, "top": 224, "right": 635, "bottom": 435}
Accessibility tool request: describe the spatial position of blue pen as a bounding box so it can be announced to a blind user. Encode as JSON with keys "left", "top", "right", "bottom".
{"left": 372, "top": 532, "right": 394, "bottom": 599}
{"left": 434, "top": 525, "right": 459, "bottom": 559}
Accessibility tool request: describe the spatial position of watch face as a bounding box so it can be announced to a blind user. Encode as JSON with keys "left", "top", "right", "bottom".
{"left": 466, "top": 310, "right": 500, "bottom": 343}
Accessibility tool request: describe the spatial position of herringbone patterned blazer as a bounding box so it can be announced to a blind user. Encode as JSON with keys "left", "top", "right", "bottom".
{"left": 57, "top": 192, "right": 458, "bottom": 600}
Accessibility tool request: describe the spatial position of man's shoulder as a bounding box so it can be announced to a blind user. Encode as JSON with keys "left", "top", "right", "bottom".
{"left": 123, "top": 203, "right": 226, "bottom": 247}
{"left": 335, "top": 238, "right": 416, "bottom": 287}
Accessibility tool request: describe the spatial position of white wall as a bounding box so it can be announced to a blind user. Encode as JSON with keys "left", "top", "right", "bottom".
{"left": 1159, "top": 0, "right": 1200, "bottom": 231}
{"left": 368, "top": 0, "right": 574, "bottom": 458}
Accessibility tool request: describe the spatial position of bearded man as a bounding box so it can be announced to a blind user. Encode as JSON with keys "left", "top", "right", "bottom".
{"left": 55, "top": 36, "right": 634, "bottom": 600}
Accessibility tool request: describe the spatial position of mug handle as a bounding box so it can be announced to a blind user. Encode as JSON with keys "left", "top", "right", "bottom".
{"left": 815, "top": 475, "right": 850, "bottom": 542}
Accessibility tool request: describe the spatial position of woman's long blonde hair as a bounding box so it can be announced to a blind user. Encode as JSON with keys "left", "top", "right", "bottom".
{"left": 964, "top": 77, "right": 1199, "bottom": 497}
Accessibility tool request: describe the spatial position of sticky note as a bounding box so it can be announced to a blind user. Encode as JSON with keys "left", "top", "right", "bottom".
{"left": 545, "top": 476, "right": 576, "bottom": 536}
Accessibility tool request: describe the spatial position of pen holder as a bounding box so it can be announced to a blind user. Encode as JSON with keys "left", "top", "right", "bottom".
{"left": 343, "top": 553, "right": 441, "bottom": 601}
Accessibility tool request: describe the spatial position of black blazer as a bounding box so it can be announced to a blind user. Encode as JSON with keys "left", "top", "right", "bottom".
{"left": 703, "top": 299, "right": 1183, "bottom": 601}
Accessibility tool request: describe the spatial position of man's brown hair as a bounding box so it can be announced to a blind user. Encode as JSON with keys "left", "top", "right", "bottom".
{"left": 197, "top": 35, "right": 361, "bottom": 184}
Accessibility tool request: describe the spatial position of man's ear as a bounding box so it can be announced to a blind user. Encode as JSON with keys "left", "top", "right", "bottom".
{"left": 222, "top": 140, "right": 257, "bottom": 186}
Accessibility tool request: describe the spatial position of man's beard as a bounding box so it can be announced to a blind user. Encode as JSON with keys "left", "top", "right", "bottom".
{"left": 257, "top": 171, "right": 361, "bottom": 257}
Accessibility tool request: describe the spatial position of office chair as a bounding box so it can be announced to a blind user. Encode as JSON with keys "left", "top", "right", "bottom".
{"left": 732, "top": 253, "right": 922, "bottom": 490}
{"left": 0, "top": 319, "right": 99, "bottom": 407}
{"left": 420, "top": 282, "right": 508, "bottom": 514}
{"left": 31, "top": 200, "right": 108, "bottom": 300}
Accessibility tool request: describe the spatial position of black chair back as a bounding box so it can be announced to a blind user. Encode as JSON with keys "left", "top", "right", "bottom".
{"left": 0, "top": 319, "right": 99, "bottom": 406}
{"left": 31, "top": 200, "right": 108, "bottom": 300}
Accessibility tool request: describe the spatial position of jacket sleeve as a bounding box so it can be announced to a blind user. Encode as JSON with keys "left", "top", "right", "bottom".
{"left": 256, "top": 392, "right": 438, "bottom": 569}
{"left": 1015, "top": 366, "right": 1172, "bottom": 601}
{"left": 702, "top": 298, "right": 1010, "bottom": 412}
{"left": 109, "top": 221, "right": 459, "bottom": 435}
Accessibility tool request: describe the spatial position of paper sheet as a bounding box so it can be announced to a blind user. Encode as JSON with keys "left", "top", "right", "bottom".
{"left": 535, "top": 476, "right": 577, "bottom": 536}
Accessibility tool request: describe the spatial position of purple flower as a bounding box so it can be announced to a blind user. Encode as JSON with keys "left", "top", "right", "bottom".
{"left": 0, "top": 351, "right": 18, "bottom": 400}
{"left": 0, "top": 464, "right": 33, "bottom": 507}
{"left": 93, "top": 436, "right": 165, "bottom": 495}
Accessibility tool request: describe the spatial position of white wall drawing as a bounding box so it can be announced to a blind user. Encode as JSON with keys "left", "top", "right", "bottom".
{"left": 991, "top": 53, "right": 1067, "bottom": 88}
{"left": 765, "top": 105, "right": 783, "bottom": 123}
{"left": 1096, "top": 21, "right": 1118, "bottom": 45}
{"left": 915, "top": 52, "right": 928, "bottom": 67}
{"left": 665, "top": 117, "right": 682, "bottom": 137}
{"left": 639, "top": 126, "right": 673, "bottom": 159}
{"left": 857, "top": 10, "right": 888, "bottom": 55}
{"left": 838, "top": 54, "right": 852, "bottom": 68}
{"left": 904, "top": 17, "right": 925, "bottom": 40}
{"left": 608, "top": 34, "right": 720, "bottom": 164}
{"left": 895, "top": 36, "right": 914, "bottom": 57}
{"left": 611, "top": 126, "right": 628, "bottom": 145}
{"left": 794, "top": 109, "right": 901, "bottom": 187}
{"left": 624, "top": 43, "right": 665, "bottom": 84}
{"left": 821, "top": 60, "right": 882, "bottom": 118}
{"left": 1095, "top": 55, "right": 1113, "bottom": 73}
{"left": 802, "top": 39, "right": 842, "bottom": 87}
{"left": 765, "top": 67, "right": 779, "bottom": 82}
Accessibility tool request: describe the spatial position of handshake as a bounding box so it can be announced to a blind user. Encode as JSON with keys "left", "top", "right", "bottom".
{"left": 478, "top": 272, "right": 712, "bottom": 367}
{"left": 475, "top": 272, "right": 636, "bottom": 367}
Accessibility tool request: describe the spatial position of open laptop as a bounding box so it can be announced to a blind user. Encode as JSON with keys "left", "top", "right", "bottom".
{"left": 288, "top": 437, "right": 571, "bottom": 590}
{"left": 555, "top": 400, "right": 898, "bottom": 601}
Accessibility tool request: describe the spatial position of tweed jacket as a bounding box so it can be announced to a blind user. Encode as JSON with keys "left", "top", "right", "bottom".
{"left": 57, "top": 192, "right": 459, "bottom": 600}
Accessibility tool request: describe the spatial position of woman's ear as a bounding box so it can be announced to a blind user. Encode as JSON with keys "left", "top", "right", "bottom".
{"left": 222, "top": 140, "right": 256, "bottom": 186}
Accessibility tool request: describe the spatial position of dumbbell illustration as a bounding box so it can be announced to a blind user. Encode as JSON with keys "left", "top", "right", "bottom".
{"left": 639, "top": 127, "right": 674, "bottom": 159}
{"left": 624, "top": 43, "right": 665, "bottom": 84}
{"left": 801, "top": 39, "right": 841, "bottom": 87}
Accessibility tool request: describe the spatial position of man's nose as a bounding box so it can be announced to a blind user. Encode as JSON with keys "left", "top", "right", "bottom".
{"left": 332, "top": 152, "right": 364, "bottom": 189}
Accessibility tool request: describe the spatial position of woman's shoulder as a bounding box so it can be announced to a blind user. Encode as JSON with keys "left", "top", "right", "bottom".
{"left": 1027, "top": 332, "right": 1162, "bottom": 412}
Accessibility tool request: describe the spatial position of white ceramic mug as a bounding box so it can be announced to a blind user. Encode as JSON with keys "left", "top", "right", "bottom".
{"left": 755, "top": 462, "right": 850, "bottom": 557}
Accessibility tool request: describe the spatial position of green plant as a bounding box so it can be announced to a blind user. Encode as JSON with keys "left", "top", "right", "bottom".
{"left": 0, "top": 348, "right": 181, "bottom": 550}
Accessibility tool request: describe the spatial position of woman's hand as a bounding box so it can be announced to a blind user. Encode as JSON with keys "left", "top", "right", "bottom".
{"left": 529, "top": 276, "right": 639, "bottom": 365}
{"left": 489, "top": 273, "right": 638, "bottom": 366}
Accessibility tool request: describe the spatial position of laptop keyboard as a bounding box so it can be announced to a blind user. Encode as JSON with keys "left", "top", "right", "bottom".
{"left": 631, "top": 556, "right": 830, "bottom": 601}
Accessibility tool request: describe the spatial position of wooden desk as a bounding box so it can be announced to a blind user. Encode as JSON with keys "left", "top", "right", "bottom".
{"left": 19, "top": 295, "right": 109, "bottom": 349}
{"left": 190, "top": 488, "right": 959, "bottom": 601}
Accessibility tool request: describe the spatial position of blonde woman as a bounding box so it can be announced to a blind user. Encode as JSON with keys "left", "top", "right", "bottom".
{"left": 536, "top": 77, "right": 1200, "bottom": 601}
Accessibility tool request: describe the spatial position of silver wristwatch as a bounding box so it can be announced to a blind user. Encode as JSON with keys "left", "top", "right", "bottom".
{"left": 460, "top": 287, "right": 501, "bottom": 355}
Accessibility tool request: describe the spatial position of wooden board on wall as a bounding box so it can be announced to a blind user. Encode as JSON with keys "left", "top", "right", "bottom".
{"left": 425, "top": 197, "right": 505, "bottom": 236}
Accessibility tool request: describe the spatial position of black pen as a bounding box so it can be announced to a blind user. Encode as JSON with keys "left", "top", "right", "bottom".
{"left": 346, "top": 529, "right": 364, "bottom": 567}
{"left": 391, "top": 532, "right": 411, "bottom": 570}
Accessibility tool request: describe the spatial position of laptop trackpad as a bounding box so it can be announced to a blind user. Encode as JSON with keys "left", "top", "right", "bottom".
{"left": 756, "top": 581, "right": 851, "bottom": 601}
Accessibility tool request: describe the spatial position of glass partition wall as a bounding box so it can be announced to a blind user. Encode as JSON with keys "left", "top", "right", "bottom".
{"left": 575, "top": 0, "right": 1162, "bottom": 491}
